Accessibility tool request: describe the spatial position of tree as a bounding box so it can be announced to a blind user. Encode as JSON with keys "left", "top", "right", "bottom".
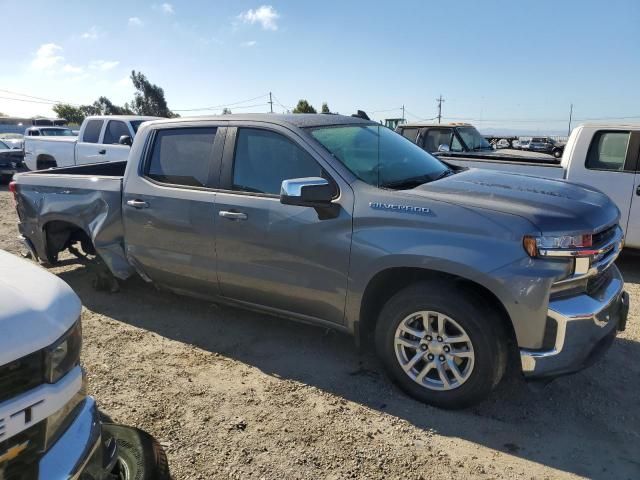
{"left": 292, "top": 99, "right": 317, "bottom": 114}
{"left": 91, "top": 96, "right": 133, "bottom": 116}
{"left": 52, "top": 104, "right": 85, "bottom": 125}
{"left": 222, "top": 108, "right": 232, "bottom": 115}
{"left": 321, "top": 102, "right": 330, "bottom": 114}
{"left": 129, "top": 70, "right": 178, "bottom": 118}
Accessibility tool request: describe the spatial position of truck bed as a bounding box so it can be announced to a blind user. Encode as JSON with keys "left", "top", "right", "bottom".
{"left": 440, "top": 155, "right": 565, "bottom": 180}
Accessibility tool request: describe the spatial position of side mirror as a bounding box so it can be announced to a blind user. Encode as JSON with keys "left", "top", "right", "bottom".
{"left": 280, "top": 177, "right": 334, "bottom": 208}
{"left": 437, "top": 144, "right": 450, "bottom": 152}
{"left": 118, "top": 135, "right": 133, "bottom": 146}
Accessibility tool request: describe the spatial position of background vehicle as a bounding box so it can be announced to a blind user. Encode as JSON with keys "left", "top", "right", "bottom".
{"left": 441, "top": 123, "right": 640, "bottom": 249}
{"left": 519, "top": 139, "right": 531, "bottom": 150}
{"left": 529, "top": 136, "right": 565, "bottom": 158}
{"left": 397, "top": 122, "right": 558, "bottom": 163}
{"left": 12, "top": 114, "right": 628, "bottom": 409}
{"left": 0, "top": 133, "right": 25, "bottom": 150}
{"left": 0, "top": 249, "right": 169, "bottom": 479}
{"left": 23, "top": 115, "right": 160, "bottom": 170}
{"left": 0, "top": 139, "right": 23, "bottom": 183}
{"left": 24, "top": 126, "right": 76, "bottom": 137}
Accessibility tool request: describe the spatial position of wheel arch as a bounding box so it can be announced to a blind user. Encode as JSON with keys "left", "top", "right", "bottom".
{"left": 41, "top": 219, "right": 95, "bottom": 262}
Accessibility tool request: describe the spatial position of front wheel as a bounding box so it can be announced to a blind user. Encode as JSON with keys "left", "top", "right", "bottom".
{"left": 375, "top": 282, "right": 508, "bottom": 409}
{"left": 103, "top": 424, "right": 170, "bottom": 480}
{"left": 553, "top": 149, "right": 562, "bottom": 158}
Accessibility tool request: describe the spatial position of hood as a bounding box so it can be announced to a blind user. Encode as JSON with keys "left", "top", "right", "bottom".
{"left": 0, "top": 250, "right": 81, "bottom": 366}
{"left": 408, "top": 168, "right": 619, "bottom": 235}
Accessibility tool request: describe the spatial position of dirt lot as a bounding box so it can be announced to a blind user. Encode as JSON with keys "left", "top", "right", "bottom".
{"left": 1, "top": 185, "right": 639, "bottom": 480}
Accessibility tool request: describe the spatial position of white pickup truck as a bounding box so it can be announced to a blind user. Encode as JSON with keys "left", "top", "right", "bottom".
{"left": 23, "top": 115, "right": 160, "bottom": 171}
{"left": 441, "top": 123, "right": 640, "bottom": 249}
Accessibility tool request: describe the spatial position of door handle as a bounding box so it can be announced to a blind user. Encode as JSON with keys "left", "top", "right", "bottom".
{"left": 219, "top": 210, "right": 248, "bottom": 220}
{"left": 98, "top": 149, "right": 106, "bottom": 155}
{"left": 637, "top": 185, "right": 640, "bottom": 196}
{"left": 126, "top": 199, "right": 149, "bottom": 209}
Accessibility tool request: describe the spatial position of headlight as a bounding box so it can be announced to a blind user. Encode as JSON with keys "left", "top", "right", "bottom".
{"left": 523, "top": 233, "right": 593, "bottom": 257}
{"left": 45, "top": 320, "right": 82, "bottom": 384}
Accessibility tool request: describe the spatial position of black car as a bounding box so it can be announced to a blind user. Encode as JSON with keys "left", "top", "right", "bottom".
{"left": 529, "top": 136, "right": 565, "bottom": 158}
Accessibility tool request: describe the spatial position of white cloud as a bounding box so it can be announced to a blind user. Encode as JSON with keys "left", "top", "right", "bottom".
{"left": 128, "top": 17, "right": 143, "bottom": 27}
{"left": 238, "top": 5, "right": 279, "bottom": 30}
{"left": 154, "top": 2, "right": 174, "bottom": 14}
{"left": 241, "top": 40, "right": 257, "bottom": 47}
{"left": 116, "top": 75, "right": 131, "bottom": 87}
{"left": 31, "top": 43, "right": 64, "bottom": 70}
{"left": 89, "top": 60, "right": 120, "bottom": 71}
{"left": 62, "top": 64, "right": 84, "bottom": 74}
{"left": 81, "top": 26, "right": 100, "bottom": 40}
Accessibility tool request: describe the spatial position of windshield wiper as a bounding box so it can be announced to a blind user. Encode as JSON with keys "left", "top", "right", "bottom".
{"left": 381, "top": 169, "right": 453, "bottom": 189}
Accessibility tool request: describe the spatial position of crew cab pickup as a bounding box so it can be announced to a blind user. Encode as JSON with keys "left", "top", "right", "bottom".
{"left": 23, "top": 115, "right": 160, "bottom": 171}
{"left": 12, "top": 114, "right": 629, "bottom": 409}
{"left": 439, "top": 123, "right": 640, "bottom": 249}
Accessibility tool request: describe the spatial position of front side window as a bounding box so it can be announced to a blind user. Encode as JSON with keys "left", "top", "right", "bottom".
{"left": 423, "top": 129, "right": 453, "bottom": 152}
{"left": 103, "top": 121, "right": 130, "bottom": 144}
{"left": 232, "top": 128, "right": 322, "bottom": 195}
{"left": 457, "top": 127, "right": 491, "bottom": 151}
{"left": 586, "top": 131, "right": 630, "bottom": 171}
{"left": 82, "top": 120, "right": 104, "bottom": 143}
{"left": 310, "top": 124, "right": 449, "bottom": 188}
{"left": 147, "top": 128, "right": 217, "bottom": 187}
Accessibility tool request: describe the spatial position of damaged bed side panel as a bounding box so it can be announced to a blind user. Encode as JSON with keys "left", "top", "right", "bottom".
{"left": 14, "top": 174, "right": 135, "bottom": 279}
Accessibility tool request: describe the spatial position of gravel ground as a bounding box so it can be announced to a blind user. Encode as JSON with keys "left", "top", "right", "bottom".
{"left": 1, "top": 185, "right": 639, "bottom": 479}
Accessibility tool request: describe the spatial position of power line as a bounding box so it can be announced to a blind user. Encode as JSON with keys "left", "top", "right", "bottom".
{"left": 0, "top": 88, "right": 79, "bottom": 106}
{"left": 173, "top": 93, "right": 269, "bottom": 112}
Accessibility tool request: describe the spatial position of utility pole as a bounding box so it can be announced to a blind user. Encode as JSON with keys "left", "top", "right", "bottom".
{"left": 401, "top": 104, "right": 405, "bottom": 123}
{"left": 568, "top": 103, "right": 573, "bottom": 136}
{"left": 436, "top": 95, "right": 445, "bottom": 124}
{"left": 269, "top": 92, "right": 273, "bottom": 113}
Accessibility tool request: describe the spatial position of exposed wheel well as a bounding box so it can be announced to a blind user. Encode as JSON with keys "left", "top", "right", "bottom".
{"left": 43, "top": 220, "right": 95, "bottom": 262}
{"left": 36, "top": 154, "right": 57, "bottom": 170}
{"left": 358, "top": 268, "right": 517, "bottom": 350}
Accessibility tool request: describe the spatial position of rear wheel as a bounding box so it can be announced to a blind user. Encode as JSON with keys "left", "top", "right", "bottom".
{"left": 103, "top": 424, "right": 170, "bottom": 480}
{"left": 375, "top": 282, "right": 508, "bottom": 409}
{"left": 553, "top": 148, "right": 562, "bottom": 159}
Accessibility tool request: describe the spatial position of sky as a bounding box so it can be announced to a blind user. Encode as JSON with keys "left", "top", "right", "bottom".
{"left": 0, "top": 0, "right": 639, "bottom": 134}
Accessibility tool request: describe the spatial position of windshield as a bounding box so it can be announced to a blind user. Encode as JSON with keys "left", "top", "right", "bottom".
{"left": 309, "top": 125, "right": 450, "bottom": 188}
{"left": 40, "top": 128, "right": 74, "bottom": 136}
{"left": 0, "top": 140, "right": 8, "bottom": 149}
{"left": 457, "top": 127, "right": 491, "bottom": 150}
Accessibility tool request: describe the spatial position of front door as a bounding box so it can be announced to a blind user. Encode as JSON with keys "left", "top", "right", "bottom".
{"left": 214, "top": 125, "right": 354, "bottom": 325}
{"left": 101, "top": 119, "right": 133, "bottom": 162}
{"left": 122, "top": 125, "right": 225, "bottom": 297}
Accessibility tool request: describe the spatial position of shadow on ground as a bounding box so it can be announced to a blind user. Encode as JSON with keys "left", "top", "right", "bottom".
{"left": 57, "top": 255, "right": 640, "bottom": 480}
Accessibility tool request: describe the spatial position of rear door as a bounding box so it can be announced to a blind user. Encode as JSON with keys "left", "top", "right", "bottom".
{"left": 622, "top": 132, "right": 640, "bottom": 247}
{"left": 75, "top": 119, "right": 105, "bottom": 165}
{"left": 213, "top": 123, "right": 354, "bottom": 325}
{"left": 122, "top": 122, "right": 226, "bottom": 296}
{"left": 568, "top": 129, "right": 637, "bottom": 238}
{"left": 101, "top": 119, "right": 133, "bottom": 162}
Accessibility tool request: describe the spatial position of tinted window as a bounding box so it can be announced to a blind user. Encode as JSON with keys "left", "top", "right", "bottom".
{"left": 82, "top": 120, "right": 104, "bottom": 143}
{"left": 147, "top": 128, "right": 217, "bottom": 187}
{"left": 400, "top": 128, "right": 418, "bottom": 142}
{"left": 103, "top": 121, "right": 130, "bottom": 144}
{"left": 451, "top": 135, "right": 464, "bottom": 152}
{"left": 423, "top": 129, "right": 452, "bottom": 152}
{"left": 29, "top": 130, "right": 40, "bottom": 136}
{"left": 233, "top": 128, "right": 322, "bottom": 195}
{"left": 130, "top": 120, "right": 147, "bottom": 133}
{"left": 586, "top": 131, "right": 630, "bottom": 171}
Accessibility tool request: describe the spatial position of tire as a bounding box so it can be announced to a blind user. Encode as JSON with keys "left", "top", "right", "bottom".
{"left": 553, "top": 149, "right": 562, "bottom": 159}
{"left": 375, "top": 281, "right": 508, "bottom": 409}
{"left": 102, "top": 424, "right": 170, "bottom": 480}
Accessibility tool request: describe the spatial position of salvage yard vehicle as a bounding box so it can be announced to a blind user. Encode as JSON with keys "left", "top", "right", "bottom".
{"left": 23, "top": 115, "right": 160, "bottom": 171}
{"left": 529, "top": 136, "right": 565, "bottom": 158}
{"left": 441, "top": 123, "right": 640, "bottom": 249}
{"left": 0, "top": 249, "right": 169, "bottom": 479}
{"left": 11, "top": 114, "right": 629, "bottom": 409}
{"left": 24, "top": 126, "right": 76, "bottom": 137}
{"left": 0, "top": 139, "right": 23, "bottom": 183}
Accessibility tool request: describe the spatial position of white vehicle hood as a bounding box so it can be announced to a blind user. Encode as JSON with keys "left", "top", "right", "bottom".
{"left": 0, "top": 250, "right": 81, "bottom": 366}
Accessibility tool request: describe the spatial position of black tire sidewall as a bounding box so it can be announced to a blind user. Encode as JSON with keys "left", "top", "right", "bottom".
{"left": 103, "top": 424, "right": 170, "bottom": 480}
{"left": 375, "top": 284, "right": 505, "bottom": 409}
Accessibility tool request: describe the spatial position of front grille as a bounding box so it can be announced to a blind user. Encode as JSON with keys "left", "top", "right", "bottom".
{"left": 587, "top": 266, "right": 613, "bottom": 296}
{"left": 0, "top": 420, "right": 45, "bottom": 480}
{"left": 0, "top": 352, "right": 44, "bottom": 404}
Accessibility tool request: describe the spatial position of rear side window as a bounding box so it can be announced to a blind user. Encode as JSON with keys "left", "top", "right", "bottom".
{"left": 233, "top": 128, "right": 322, "bottom": 195}
{"left": 82, "top": 120, "right": 104, "bottom": 143}
{"left": 103, "top": 120, "right": 130, "bottom": 144}
{"left": 586, "top": 131, "right": 630, "bottom": 171}
{"left": 146, "top": 128, "right": 217, "bottom": 187}
{"left": 422, "top": 129, "right": 452, "bottom": 152}
{"left": 400, "top": 128, "right": 418, "bottom": 142}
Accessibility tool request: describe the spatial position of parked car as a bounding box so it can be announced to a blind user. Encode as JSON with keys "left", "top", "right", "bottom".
{"left": 0, "top": 133, "right": 25, "bottom": 150}
{"left": 519, "top": 139, "right": 531, "bottom": 150}
{"left": 12, "top": 114, "right": 629, "bottom": 409}
{"left": 0, "top": 249, "right": 169, "bottom": 479}
{"left": 24, "top": 126, "right": 76, "bottom": 137}
{"left": 0, "top": 139, "right": 24, "bottom": 183}
{"left": 397, "top": 123, "right": 558, "bottom": 163}
{"left": 439, "top": 123, "right": 640, "bottom": 249}
{"left": 23, "top": 115, "right": 160, "bottom": 170}
{"left": 529, "top": 136, "right": 565, "bottom": 158}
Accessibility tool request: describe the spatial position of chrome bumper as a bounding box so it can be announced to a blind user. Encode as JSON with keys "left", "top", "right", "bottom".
{"left": 39, "top": 397, "right": 117, "bottom": 479}
{"left": 520, "top": 265, "right": 628, "bottom": 378}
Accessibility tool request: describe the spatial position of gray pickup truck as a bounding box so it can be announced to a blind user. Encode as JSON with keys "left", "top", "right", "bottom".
{"left": 11, "top": 114, "right": 629, "bottom": 408}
